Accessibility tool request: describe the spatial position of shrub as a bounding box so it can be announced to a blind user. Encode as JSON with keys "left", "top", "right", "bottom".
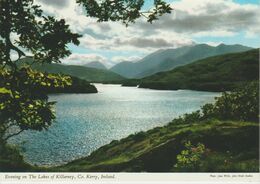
{"left": 0, "top": 144, "right": 32, "bottom": 171}
{"left": 133, "top": 131, "right": 147, "bottom": 142}
{"left": 182, "top": 111, "right": 202, "bottom": 123}
{"left": 174, "top": 141, "right": 207, "bottom": 171}
{"left": 202, "top": 81, "right": 259, "bottom": 122}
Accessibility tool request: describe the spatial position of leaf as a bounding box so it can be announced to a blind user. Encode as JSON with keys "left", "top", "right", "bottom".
{"left": 0, "top": 87, "right": 12, "bottom": 95}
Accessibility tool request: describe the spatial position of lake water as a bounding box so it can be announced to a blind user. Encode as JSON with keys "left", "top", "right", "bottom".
{"left": 10, "top": 84, "right": 220, "bottom": 166}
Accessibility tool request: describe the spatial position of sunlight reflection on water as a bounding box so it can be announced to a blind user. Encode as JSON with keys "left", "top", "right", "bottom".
{"left": 10, "top": 84, "right": 220, "bottom": 166}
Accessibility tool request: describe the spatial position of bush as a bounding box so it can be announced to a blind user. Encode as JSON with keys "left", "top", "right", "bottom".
{"left": 173, "top": 140, "right": 259, "bottom": 172}
{"left": 182, "top": 111, "right": 202, "bottom": 123}
{"left": 133, "top": 131, "right": 147, "bottom": 142}
{"left": 0, "top": 144, "right": 33, "bottom": 172}
{"left": 202, "top": 81, "right": 259, "bottom": 122}
{"left": 173, "top": 141, "right": 207, "bottom": 172}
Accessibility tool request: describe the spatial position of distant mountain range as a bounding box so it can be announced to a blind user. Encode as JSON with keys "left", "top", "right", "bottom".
{"left": 84, "top": 61, "right": 107, "bottom": 70}
{"left": 16, "top": 44, "right": 255, "bottom": 87}
{"left": 19, "top": 57, "right": 125, "bottom": 82}
{"left": 110, "top": 44, "right": 253, "bottom": 78}
{"left": 138, "top": 49, "right": 259, "bottom": 91}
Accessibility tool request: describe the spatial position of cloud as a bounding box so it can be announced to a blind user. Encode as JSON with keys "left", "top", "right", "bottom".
{"left": 115, "top": 37, "right": 173, "bottom": 48}
{"left": 75, "top": 0, "right": 259, "bottom": 53}
{"left": 62, "top": 53, "right": 143, "bottom": 67}
{"left": 35, "top": 0, "right": 195, "bottom": 53}
{"left": 79, "top": 31, "right": 193, "bottom": 53}
{"left": 38, "top": 0, "right": 69, "bottom": 8}
{"left": 35, "top": 0, "right": 259, "bottom": 67}
{"left": 62, "top": 53, "right": 108, "bottom": 66}
{"left": 202, "top": 41, "right": 223, "bottom": 47}
{"left": 136, "top": 0, "right": 260, "bottom": 37}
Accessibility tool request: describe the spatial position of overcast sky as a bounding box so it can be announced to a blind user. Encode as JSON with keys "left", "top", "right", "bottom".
{"left": 35, "top": 0, "right": 260, "bottom": 67}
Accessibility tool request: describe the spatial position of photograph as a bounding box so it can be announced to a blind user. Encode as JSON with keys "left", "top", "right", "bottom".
{"left": 0, "top": 0, "right": 259, "bottom": 183}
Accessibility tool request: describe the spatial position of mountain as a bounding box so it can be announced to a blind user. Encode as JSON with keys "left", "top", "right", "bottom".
{"left": 138, "top": 49, "right": 259, "bottom": 91}
{"left": 109, "top": 61, "right": 136, "bottom": 78}
{"left": 19, "top": 57, "right": 125, "bottom": 82}
{"left": 84, "top": 61, "right": 107, "bottom": 70}
{"left": 110, "top": 44, "right": 253, "bottom": 78}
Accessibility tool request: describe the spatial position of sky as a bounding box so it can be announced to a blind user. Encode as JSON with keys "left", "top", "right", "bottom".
{"left": 35, "top": 0, "right": 260, "bottom": 67}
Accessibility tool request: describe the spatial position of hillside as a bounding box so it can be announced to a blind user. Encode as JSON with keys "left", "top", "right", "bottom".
{"left": 84, "top": 61, "right": 107, "bottom": 70}
{"left": 55, "top": 120, "right": 258, "bottom": 172}
{"left": 138, "top": 49, "right": 259, "bottom": 91}
{"left": 110, "top": 61, "right": 137, "bottom": 78}
{"left": 4, "top": 119, "right": 258, "bottom": 172}
{"left": 19, "top": 57, "right": 125, "bottom": 82}
{"left": 44, "top": 76, "right": 97, "bottom": 94}
{"left": 110, "top": 44, "right": 252, "bottom": 78}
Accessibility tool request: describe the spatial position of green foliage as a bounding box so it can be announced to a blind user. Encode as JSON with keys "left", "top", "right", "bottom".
{"left": 132, "top": 131, "right": 147, "bottom": 141}
{"left": 0, "top": 67, "right": 72, "bottom": 142}
{"left": 202, "top": 81, "right": 259, "bottom": 122}
{"left": 0, "top": 0, "right": 81, "bottom": 66}
{"left": 0, "top": 0, "right": 80, "bottom": 144}
{"left": 44, "top": 76, "right": 98, "bottom": 94}
{"left": 0, "top": 0, "right": 172, "bottom": 171}
{"left": 173, "top": 144, "right": 259, "bottom": 172}
{"left": 182, "top": 111, "right": 203, "bottom": 123}
{"left": 77, "top": 0, "right": 172, "bottom": 25}
{"left": 0, "top": 144, "right": 34, "bottom": 171}
{"left": 174, "top": 141, "right": 207, "bottom": 171}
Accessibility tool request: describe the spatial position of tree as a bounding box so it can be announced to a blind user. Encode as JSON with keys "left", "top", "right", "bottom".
{"left": 0, "top": 0, "right": 172, "bottom": 145}
{"left": 0, "top": 0, "right": 81, "bottom": 145}
{"left": 77, "top": 0, "right": 172, "bottom": 25}
{"left": 202, "top": 81, "right": 259, "bottom": 122}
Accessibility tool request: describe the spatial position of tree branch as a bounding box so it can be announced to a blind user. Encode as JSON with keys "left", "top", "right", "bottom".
{"left": 6, "top": 37, "right": 26, "bottom": 60}
{"left": 2, "top": 1, "right": 25, "bottom": 69}
{"left": 140, "top": 12, "right": 149, "bottom": 19}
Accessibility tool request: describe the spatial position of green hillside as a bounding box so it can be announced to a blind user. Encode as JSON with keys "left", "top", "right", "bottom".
{"left": 139, "top": 49, "right": 259, "bottom": 91}
{"left": 44, "top": 76, "right": 97, "bottom": 94}
{"left": 111, "top": 44, "right": 252, "bottom": 78}
{"left": 55, "top": 120, "right": 258, "bottom": 172}
{"left": 19, "top": 57, "right": 125, "bottom": 82}
{"left": 137, "top": 44, "right": 253, "bottom": 78}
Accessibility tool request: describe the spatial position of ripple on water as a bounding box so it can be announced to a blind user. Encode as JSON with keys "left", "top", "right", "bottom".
{"left": 9, "top": 84, "right": 220, "bottom": 166}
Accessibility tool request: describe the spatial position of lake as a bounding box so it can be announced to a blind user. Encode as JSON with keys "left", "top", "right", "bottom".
{"left": 10, "top": 84, "right": 220, "bottom": 166}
